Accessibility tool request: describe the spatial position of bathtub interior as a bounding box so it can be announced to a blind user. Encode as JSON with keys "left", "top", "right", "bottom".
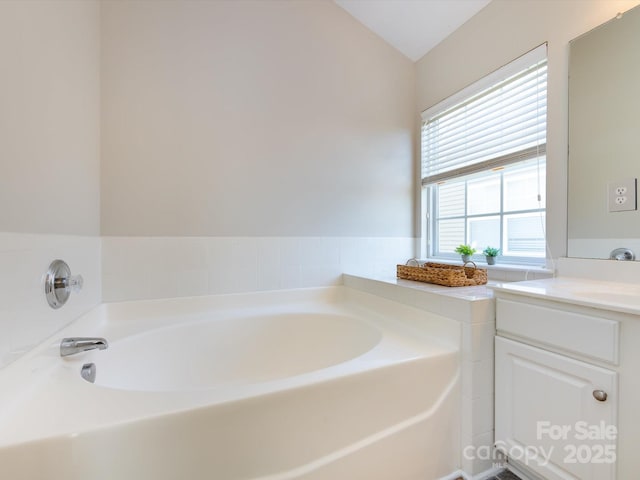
{"left": 0, "top": 286, "right": 462, "bottom": 479}
{"left": 95, "top": 312, "right": 382, "bottom": 392}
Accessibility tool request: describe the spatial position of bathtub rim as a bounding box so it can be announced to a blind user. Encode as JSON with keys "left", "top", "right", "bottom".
{"left": 0, "top": 285, "right": 461, "bottom": 450}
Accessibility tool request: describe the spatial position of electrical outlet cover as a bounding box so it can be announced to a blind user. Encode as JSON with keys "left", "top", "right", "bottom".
{"left": 609, "top": 178, "right": 637, "bottom": 212}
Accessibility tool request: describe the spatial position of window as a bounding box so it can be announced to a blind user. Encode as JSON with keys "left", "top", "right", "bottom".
{"left": 421, "top": 45, "right": 547, "bottom": 264}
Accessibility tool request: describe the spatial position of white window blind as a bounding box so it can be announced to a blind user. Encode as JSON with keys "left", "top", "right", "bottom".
{"left": 421, "top": 45, "right": 547, "bottom": 186}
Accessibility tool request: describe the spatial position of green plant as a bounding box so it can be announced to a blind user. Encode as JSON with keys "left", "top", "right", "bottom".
{"left": 482, "top": 246, "right": 500, "bottom": 257}
{"left": 455, "top": 244, "right": 476, "bottom": 256}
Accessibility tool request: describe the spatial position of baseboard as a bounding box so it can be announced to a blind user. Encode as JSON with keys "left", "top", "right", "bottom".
{"left": 471, "top": 466, "right": 506, "bottom": 480}
{"left": 438, "top": 470, "right": 468, "bottom": 480}
{"left": 440, "top": 456, "right": 543, "bottom": 480}
{"left": 439, "top": 465, "right": 504, "bottom": 480}
{"left": 506, "top": 460, "right": 543, "bottom": 480}
{"left": 439, "top": 470, "right": 467, "bottom": 480}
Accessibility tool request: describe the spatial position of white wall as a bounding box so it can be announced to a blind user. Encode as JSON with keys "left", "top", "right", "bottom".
{"left": 101, "top": 0, "right": 416, "bottom": 238}
{"left": 0, "top": 0, "right": 101, "bottom": 236}
{"left": 0, "top": 1, "right": 101, "bottom": 367}
{"left": 415, "top": 0, "right": 640, "bottom": 263}
{"left": 0, "top": 0, "right": 418, "bottom": 363}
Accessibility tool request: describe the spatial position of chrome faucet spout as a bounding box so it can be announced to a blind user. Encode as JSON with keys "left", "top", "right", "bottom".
{"left": 60, "top": 337, "right": 108, "bottom": 357}
{"left": 609, "top": 248, "right": 635, "bottom": 261}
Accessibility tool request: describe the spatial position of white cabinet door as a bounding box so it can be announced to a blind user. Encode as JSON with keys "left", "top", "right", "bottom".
{"left": 495, "top": 337, "right": 617, "bottom": 480}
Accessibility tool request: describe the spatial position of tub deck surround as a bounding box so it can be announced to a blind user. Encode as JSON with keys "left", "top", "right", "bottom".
{"left": 343, "top": 274, "right": 495, "bottom": 320}
{"left": 345, "top": 274, "right": 497, "bottom": 476}
{"left": 0, "top": 286, "right": 461, "bottom": 480}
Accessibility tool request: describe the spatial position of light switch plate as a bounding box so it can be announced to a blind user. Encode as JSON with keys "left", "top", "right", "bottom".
{"left": 608, "top": 178, "right": 637, "bottom": 212}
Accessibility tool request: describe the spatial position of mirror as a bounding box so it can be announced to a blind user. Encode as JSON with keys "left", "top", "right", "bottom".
{"left": 567, "top": 4, "right": 640, "bottom": 259}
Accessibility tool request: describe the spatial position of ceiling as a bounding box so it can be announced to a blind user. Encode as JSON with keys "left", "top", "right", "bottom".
{"left": 334, "top": 0, "right": 491, "bottom": 62}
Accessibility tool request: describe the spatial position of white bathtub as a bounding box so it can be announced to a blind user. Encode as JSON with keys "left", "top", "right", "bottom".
{"left": 97, "top": 312, "right": 382, "bottom": 392}
{"left": 0, "top": 286, "right": 460, "bottom": 480}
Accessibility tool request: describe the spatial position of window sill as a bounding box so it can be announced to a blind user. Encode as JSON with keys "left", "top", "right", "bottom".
{"left": 417, "top": 258, "right": 554, "bottom": 282}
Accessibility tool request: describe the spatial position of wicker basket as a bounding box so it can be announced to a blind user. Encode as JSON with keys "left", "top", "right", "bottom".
{"left": 397, "top": 261, "right": 488, "bottom": 287}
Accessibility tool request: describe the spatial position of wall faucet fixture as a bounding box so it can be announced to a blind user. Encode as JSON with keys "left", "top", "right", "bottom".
{"left": 44, "top": 259, "right": 83, "bottom": 309}
{"left": 609, "top": 248, "right": 635, "bottom": 261}
{"left": 60, "top": 337, "right": 108, "bottom": 357}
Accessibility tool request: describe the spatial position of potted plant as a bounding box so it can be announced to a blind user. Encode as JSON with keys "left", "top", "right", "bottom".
{"left": 483, "top": 246, "right": 500, "bottom": 265}
{"left": 455, "top": 244, "right": 476, "bottom": 263}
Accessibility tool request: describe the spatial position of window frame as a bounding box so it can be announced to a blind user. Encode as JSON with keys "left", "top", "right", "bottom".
{"left": 419, "top": 44, "right": 548, "bottom": 265}
{"left": 427, "top": 160, "right": 547, "bottom": 264}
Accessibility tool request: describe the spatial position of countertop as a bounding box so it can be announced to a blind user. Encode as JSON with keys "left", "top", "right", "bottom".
{"left": 491, "top": 276, "right": 640, "bottom": 316}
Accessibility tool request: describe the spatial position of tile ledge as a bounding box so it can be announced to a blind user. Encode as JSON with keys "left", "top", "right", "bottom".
{"left": 343, "top": 273, "right": 495, "bottom": 302}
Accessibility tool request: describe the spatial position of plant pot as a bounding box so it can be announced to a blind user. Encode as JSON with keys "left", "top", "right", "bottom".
{"left": 486, "top": 256, "right": 496, "bottom": 265}
{"left": 461, "top": 254, "right": 471, "bottom": 263}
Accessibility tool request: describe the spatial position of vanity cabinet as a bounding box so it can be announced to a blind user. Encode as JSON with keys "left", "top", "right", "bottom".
{"left": 496, "top": 337, "right": 616, "bottom": 480}
{"left": 494, "top": 294, "right": 619, "bottom": 480}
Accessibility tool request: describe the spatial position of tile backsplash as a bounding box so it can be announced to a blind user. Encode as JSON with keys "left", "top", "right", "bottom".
{"left": 1, "top": 231, "right": 560, "bottom": 368}
{"left": 557, "top": 256, "right": 640, "bottom": 283}
{"left": 0, "top": 234, "right": 414, "bottom": 367}
{"left": 102, "top": 236, "right": 416, "bottom": 302}
{"left": 0, "top": 233, "right": 101, "bottom": 368}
